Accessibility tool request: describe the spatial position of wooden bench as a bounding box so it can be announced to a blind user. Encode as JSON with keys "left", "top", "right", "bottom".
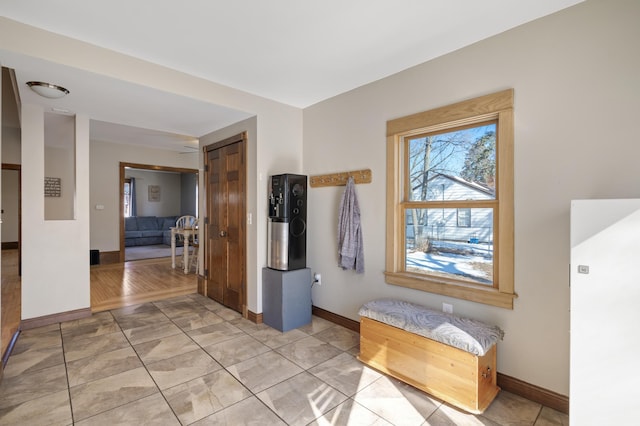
{"left": 357, "top": 299, "right": 504, "bottom": 414}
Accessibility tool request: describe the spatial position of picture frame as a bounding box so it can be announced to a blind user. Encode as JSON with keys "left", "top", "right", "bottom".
{"left": 148, "top": 185, "right": 161, "bottom": 202}
{"left": 44, "top": 177, "right": 62, "bottom": 197}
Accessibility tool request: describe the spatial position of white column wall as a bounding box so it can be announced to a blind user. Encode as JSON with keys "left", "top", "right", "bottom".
{"left": 21, "top": 105, "right": 90, "bottom": 319}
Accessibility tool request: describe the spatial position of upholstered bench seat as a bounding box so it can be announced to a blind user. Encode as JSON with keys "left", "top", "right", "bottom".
{"left": 358, "top": 298, "right": 504, "bottom": 356}
{"left": 357, "top": 298, "right": 504, "bottom": 413}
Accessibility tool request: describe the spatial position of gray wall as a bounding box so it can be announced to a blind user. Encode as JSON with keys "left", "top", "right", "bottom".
{"left": 180, "top": 172, "right": 197, "bottom": 217}
{"left": 125, "top": 169, "right": 181, "bottom": 218}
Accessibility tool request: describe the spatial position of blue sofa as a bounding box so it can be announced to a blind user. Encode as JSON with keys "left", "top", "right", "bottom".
{"left": 124, "top": 216, "right": 178, "bottom": 247}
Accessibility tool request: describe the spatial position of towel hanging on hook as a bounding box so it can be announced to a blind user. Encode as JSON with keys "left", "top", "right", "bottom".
{"left": 337, "top": 176, "right": 364, "bottom": 273}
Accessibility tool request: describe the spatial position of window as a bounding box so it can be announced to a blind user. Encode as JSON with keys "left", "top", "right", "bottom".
{"left": 124, "top": 178, "right": 132, "bottom": 217}
{"left": 457, "top": 208, "right": 471, "bottom": 228}
{"left": 385, "top": 89, "right": 515, "bottom": 309}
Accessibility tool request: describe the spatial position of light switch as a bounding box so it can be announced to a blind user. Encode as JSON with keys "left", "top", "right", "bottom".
{"left": 95, "top": 204, "right": 105, "bottom": 210}
{"left": 577, "top": 265, "right": 589, "bottom": 274}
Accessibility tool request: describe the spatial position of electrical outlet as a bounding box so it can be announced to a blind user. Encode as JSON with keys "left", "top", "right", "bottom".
{"left": 314, "top": 273, "right": 322, "bottom": 285}
{"left": 442, "top": 303, "right": 453, "bottom": 314}
{"left": 577, "top": 265, "right": 589, "bottom": 274}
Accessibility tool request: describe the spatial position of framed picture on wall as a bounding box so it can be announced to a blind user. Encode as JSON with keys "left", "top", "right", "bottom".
{"left": 44, "top": 177, "right": 62, "bottom": 197}
{"left": 148, "top": 185, "right": 161, "bottom": 202}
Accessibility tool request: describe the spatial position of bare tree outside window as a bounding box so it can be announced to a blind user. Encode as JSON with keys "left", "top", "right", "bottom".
{"left": 405, "top": 123, "right": 496, "bottom": 284}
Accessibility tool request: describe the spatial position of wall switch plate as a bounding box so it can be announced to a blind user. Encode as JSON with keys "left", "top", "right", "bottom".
{"left": 578, "top": 265, "right": 589, "bottom": 274}
{"left": 442, "top": 303, "right": 453, "bottom": 314}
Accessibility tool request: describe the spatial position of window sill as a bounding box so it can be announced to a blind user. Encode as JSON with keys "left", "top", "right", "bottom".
{"left": 384, "top": 271, "right": 516, "bottom": 309}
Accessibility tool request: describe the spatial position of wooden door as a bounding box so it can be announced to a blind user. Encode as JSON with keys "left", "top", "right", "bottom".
{"left": 205, "top": 133, "right": 246, "bottom": 313}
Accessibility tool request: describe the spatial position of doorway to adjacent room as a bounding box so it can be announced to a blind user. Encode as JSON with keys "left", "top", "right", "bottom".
{"left": 119, "top": 162, "right": 198, "bottom": 263}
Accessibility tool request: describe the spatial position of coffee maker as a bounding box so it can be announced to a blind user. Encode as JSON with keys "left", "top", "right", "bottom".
{"left": 267, "top": 173, "right": 307, "bottom": 270}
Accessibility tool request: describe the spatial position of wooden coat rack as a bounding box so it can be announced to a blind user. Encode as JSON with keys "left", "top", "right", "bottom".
{"left": 309, "top": 168, "right": 372, "bottom": 188}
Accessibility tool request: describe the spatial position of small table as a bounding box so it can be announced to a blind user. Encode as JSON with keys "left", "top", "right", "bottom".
{"left": 170, "top": 227, "right": 197, "bottom": 274}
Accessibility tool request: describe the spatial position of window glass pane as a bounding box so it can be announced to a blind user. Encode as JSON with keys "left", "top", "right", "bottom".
{"left": 405, "top": 207, "right": 493, "bottom": 285}
{"left": 407, "top": 123, "right": 496, "bottom": 201}
{"left": 124, "top": 181, "right": 131, "bottom": 217}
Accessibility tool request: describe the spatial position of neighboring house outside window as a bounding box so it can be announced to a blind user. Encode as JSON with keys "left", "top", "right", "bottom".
{"left": 385, "top": 89, "right": 515, "bottom": 309}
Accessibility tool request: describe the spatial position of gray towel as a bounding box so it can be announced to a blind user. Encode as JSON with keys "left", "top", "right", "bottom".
{"left": 337, "top": 176, "right": 364, "bottom": 273}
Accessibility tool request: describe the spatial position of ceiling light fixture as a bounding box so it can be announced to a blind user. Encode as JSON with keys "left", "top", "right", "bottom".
{"left": 26, "top": 81, "right": 70, "bottom": 99}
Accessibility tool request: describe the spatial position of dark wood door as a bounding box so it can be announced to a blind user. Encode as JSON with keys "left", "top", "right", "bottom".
{"left": 205, "top": 134, "right": 246, "bottom": 313}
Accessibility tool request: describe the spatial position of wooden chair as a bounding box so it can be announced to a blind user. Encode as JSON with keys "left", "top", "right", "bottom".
{"left": 189, "top": 229, "right": 199, "bottom": 273}
{"left": 175, "top": 215, "right": 197, "bottom": 230}
{"left": 175, "top": 215, "right": 197, "bottom": 269}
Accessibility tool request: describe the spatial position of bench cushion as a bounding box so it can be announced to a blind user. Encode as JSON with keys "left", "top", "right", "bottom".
{"left": 358, "top": 299, "right": 504, "bottom": 356}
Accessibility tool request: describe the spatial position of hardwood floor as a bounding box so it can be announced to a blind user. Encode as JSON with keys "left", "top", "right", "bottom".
{"left": 91, "top": 257, "right": 198, "bottom": 312}
{"left": 1, "top": 249, "right": 20, "bottom": 360}
{"left": 1, "top": 252, "right": 196, "bottom": 359}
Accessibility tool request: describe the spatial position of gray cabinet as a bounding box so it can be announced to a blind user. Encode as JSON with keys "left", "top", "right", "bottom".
{"left": 262, "top": 268, "right": 312, "bottom": 332}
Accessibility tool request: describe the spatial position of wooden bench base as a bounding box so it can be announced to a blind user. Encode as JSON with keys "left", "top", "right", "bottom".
{"left": 358, "top": 316, "right": 499, "bottom": 414}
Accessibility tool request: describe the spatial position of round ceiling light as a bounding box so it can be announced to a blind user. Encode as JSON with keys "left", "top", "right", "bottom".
{"left": 26, "top": 81, "right": 70, "bottom": 99}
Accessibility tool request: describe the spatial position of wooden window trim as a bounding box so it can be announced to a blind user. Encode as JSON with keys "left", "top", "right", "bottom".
{"left": 385, "top": 89, "right": 516, "bottom": 309}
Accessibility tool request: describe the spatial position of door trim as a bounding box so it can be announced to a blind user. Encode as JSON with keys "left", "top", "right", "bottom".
{"left": 203, "top": 132, "right": 247, "bottom": 314}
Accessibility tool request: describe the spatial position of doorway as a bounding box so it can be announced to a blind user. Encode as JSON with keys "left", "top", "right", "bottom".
{"left": 204, "top": 133, "right": 247, "bottom": 314}
{"left": 1, "top": 163, "right": 21, "bottom": 364}
{"left": 119, "top": 162, "right": 198, "bottom": 263}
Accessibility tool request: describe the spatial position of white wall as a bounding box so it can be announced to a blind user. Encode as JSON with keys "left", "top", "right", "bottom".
{"left": 21, "top": 105, "right": 90, "bottom": 319}
{"left": 89, "top": 140, "right": 197, "bottom": 252}
{"left": 302, "top": 0, "right": 640, "bottom": 396}
{"left": 569, "top": 199, "right": 640, "bottom": 424}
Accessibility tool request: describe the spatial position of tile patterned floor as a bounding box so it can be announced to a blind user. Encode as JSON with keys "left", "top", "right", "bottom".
{"left": 0, "top": 294, "right": 569, "bottom": 425}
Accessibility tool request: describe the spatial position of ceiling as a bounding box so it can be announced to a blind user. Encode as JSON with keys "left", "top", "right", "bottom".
{"left": 0, "top": 0, "right": 583, "bottom": 151}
